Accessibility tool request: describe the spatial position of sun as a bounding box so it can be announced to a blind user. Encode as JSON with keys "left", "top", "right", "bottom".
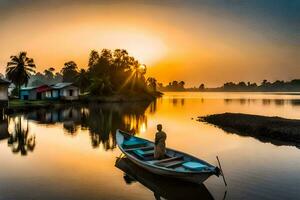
{"left": 96, "top": 30, "right": 168, "bottom": 65}
{"left": 139, "top": 64, "right": 146, "bottom": 70}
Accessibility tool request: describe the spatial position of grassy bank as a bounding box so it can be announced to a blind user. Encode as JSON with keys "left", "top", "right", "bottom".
{"left": 7, "top": 91, "right": 162, "bottom": 111}
{"left": 199, "top": 113, "right": 300, "bottom": 146}
{"left": 7, "top": 100, "right": 77, "bottom": 113}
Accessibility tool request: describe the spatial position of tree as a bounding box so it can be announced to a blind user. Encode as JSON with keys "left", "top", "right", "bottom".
{"left": 88, "top": 50, "right": 100, "bottom": 67}
{"left": 199, "top": 83, "right": 205, "bottom": 90}
{"left": 6, "top": 51, "right": 36, "bottom": 97}
{"left": 61, "top": 61, "right": 78, "bottom": 82}
{"left": 111, "top": 49, "right": 135, "bottom": 91}
{"left": 157, "top": 83, "right": 164, "bottom": 90}
{"left": 88, "top": 77, "right": 112, "bottom": 96}
{"left": 130, "top": 63, "right": 147, "bottom": 91}
{"left": 75, "top": 69, "right": 90, "bottom": 94}
{"left": 54, "top": 72, "right": 63, "bottom": 83}
{"left": 147, "top": 77, "right": 157, "bottom": 92}
{"left": 88, "top": 49, "right": 112, "bottom": 79}
{"left": 44, "top": 67, "right": 55, "bottom": 82}
{"left": 238, "top": 82, "right": 247, "bottom": 87}
{"left": 179, "top": 81, "right": 185, "bottom": 89}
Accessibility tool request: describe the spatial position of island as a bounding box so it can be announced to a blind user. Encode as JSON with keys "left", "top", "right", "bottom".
{"left": 198, "top": 113, "right": 300, "bottom": 147}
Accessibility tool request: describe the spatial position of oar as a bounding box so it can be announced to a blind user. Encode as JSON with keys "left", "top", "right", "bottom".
{"left": 116, "top": 153, "right": 125, "bottom": 163}
{"left": 216, "top": 156, "right": 227, "bottom": 186}
{"left": 222, "top": 190, "right": 228, "bottom": 200}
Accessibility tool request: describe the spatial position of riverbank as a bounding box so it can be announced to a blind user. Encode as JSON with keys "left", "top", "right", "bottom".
{"left": 199, "top": 113, "right": 300, "bottom": 146}
{"left": 80, "top": 91, "right": 162, "bottom": 103}
{"left": 6, "top": 91, "right": 162, "bottom": 112}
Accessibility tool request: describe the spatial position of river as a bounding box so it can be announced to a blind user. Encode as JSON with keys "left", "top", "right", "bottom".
{"left": 0, "top": 92, "right": 300, "bottom": 200}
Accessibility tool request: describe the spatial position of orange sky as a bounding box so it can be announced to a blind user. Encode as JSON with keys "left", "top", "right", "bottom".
{"left": 0, "top": 1, "right": 299, "bottom": 87}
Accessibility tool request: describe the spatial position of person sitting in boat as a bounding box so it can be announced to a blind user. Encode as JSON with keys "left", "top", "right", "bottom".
{"left": 154, "top": 124, "right": 167, "bottom": 160}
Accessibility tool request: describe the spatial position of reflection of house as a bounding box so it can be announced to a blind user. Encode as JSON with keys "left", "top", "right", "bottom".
{"left": 20, "top": 83, "right": 79, "bottom": 100}
{"left": 26, "top": 107, "right": 81, "bottom": 134}
{"left": 0, "top": 78, "right": 10, "bottom": 106}
{"left": 27, "top": 107, "right": 81, "bottom": 124}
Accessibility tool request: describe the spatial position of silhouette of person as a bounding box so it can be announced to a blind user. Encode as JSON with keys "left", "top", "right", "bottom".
{"left": 154, "top": 124, "right": 167, "bottom": 160}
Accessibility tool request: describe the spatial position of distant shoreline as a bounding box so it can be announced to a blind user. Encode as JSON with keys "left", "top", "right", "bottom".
{"left": 199, "top": 113, "right": 300, "bottom": 148}
{"left": 159, "top": 79, "right": 300, "bottom": 93}
{"left": 161, "top": 90, "right": 300, "bottom": 93}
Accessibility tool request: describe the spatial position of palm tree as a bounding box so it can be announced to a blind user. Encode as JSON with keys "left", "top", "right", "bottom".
{"left": 6, "top": 51, "right": 36, "bottom": 97}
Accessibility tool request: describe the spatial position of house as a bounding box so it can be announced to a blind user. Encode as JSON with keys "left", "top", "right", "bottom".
{"left": 20, "top": 85, "right": 50, "bottom": 100}
{"left": 20, "top": 83, "right": 79, "bottom": 101}
{"left": 48, "top": 83, "right": 79, "bottom": 100}
{"left": 0, "top": 78, "right": 10, "bottom": 106}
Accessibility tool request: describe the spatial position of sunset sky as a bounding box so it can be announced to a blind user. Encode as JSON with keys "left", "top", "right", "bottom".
{"left": 0, "top": 0, "right": 299, "bottom": 87}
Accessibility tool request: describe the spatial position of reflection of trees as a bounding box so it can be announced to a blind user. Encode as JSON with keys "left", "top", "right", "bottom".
{"left": 85, "top": 103, "right": 149, "bottom": 150}
{"left": 262, "top": 99, "right": 271, "bottom": 105}
{"left": 148, "top": 99, "right": 157, "bottom": 114}
{"left": 123, "top": 114, "right": 147, "bottom": 134}
{"left": 23, "top": 102, "right": 150, "bottom": 151}
{"left": 224, "top": 98, "right": 292, "bottom": 106}
{"left": 169, "top": 98, "right": 185, "bottom": 107}
{"left": 171, "top": 98, "right": 178, "bottom": 106}
{"left": 239, "top": 99, "right": 246, "bottom": 105}
{"left": 85, "top": 104, "right": 115, "bottom": 150}
{"left": 181, "top": 98, "right": 185, "bottom": 106}
{"left": 7, "top": 117, "right": 35, "bottom": 156}
{"left": 274, "top": 99, "right": 284, "bottom": 106}
{"left": 290, "top": 99, "right": 300, "bottom": 106}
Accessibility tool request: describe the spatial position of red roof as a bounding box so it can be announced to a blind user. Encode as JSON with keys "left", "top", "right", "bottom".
{"left": 36, "top": 85, "right": 51, "bottom": 93}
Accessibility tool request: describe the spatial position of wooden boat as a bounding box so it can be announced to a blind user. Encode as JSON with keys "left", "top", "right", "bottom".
{"left": 115, "top": 157, "right": 215, "bottom": 200}
{"left": 116, "top": 129, "right": 221, "bottom": 184}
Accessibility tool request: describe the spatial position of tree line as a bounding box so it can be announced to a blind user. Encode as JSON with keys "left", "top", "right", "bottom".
{"left": 158, "top": 79, "right": 300, "bottom": 92}
{"left": 5, "top": 50, "right": 159, "bottom": 97}
{"left": 219, "top": 80, "right": 300, "bottom": 92}
{"left": 158, "top": 80, "right": 186, "bottom": 91}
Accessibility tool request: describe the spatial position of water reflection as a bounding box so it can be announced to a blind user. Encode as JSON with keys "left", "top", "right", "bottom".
{"left": 148, "top": 99, "right": 157, "bottom": 114}
{"left": 169, "top": 98, "right": 185, "bottom": 107}
{"left": 0, "top": 111, "right": 9, "bottom": 142}
{"left": 224, "top": 98, "right": 300, "bottom": 106}
{"left": 115, "top": 157, "right": 214, "bottom": 200}
{"left": 290, "top": 99, "right": 300, "bottom": 106}
{"left": 22, "top": 102, "right": 150, "bottom": 151}
{"left": 7, "top": 117, "right": 36, "bottom": 156}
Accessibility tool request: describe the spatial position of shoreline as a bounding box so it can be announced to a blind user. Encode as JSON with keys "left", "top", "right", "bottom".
{"left": 199, "top": 113, "right": 300, "bottom": 147}
{"left": 5, "top": 91, "right": 163, "bottom": 112}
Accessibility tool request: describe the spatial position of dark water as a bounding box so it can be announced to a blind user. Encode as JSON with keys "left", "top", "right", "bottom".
{"left": 1, "top": 92, "right": 300, "bottom": 200}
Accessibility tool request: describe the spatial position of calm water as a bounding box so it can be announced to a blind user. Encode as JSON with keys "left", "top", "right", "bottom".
{"left": 1, "top": 92, "right": 300, "bottom": 200}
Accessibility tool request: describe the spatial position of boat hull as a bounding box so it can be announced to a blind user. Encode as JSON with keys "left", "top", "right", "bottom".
{"left": 116, "top": 129, "right": 217, "bottom": 184}
{"left": 127, "top": 154, "right": 212, "bottom": 184}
